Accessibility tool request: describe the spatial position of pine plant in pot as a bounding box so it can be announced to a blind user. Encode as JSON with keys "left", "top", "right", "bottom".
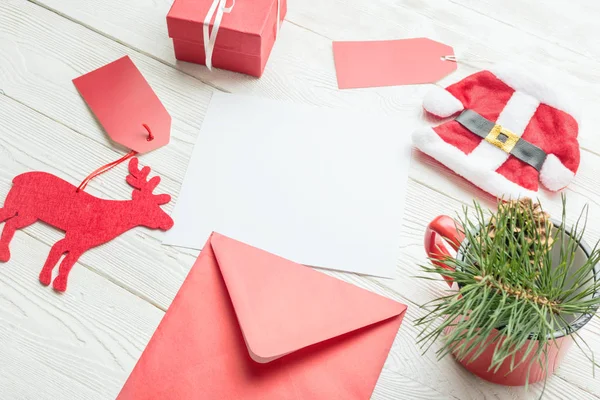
{"left": 417, "top": 197, "right": 600, "bottom": 390}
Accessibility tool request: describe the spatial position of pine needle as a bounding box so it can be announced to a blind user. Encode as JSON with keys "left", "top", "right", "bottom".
{"left": 415, "top": 195, "right": 600, "bottom": 389}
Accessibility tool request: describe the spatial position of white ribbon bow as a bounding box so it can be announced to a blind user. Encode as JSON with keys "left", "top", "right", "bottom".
{"left": 203, "top": 0, "right": 281, "bottom": 71}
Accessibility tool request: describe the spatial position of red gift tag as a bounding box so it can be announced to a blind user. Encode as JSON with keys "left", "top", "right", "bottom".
{"left": 73, "top": 56, "right": 171, "bottom": 153}
{"left": 332, "top": 38, "right": 457, "bottom": 89}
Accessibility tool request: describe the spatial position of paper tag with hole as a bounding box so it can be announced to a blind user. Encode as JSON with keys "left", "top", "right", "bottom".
{"left": 332, "top": 38, "right": 457, "bottom": 89}
{"left": 73, "top": 56, "right": 171, "bottom": 153}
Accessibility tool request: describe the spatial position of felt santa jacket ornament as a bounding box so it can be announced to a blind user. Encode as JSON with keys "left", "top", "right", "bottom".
{"left": 412, "top": 64, "right": 580, "bottom": 199}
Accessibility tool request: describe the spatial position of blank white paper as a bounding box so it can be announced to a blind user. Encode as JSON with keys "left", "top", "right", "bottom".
{"left": 164, "top": 92, "right": 413, "bottom": 278}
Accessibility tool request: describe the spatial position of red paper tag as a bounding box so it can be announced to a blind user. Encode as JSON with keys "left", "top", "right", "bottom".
{"left": 73, "top": 56, "right": 171, "bottom": 153}
{"left": 332, "top": 38, "right": 456, "bottom": 89}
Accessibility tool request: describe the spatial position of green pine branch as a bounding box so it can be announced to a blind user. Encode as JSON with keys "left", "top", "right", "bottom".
{"left": 415, "top": 196, "right": 600, "bottom": 389}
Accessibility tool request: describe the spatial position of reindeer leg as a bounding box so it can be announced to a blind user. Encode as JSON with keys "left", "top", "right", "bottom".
{"left": 52, "top": 249, "right": 84, "bottom": 292}
{"left": 0, "top": 213, "right": 36, "bottom": 262}
{"left": 39, "top": 239, "right": 69, "bottom": 286}
{"left": 0, "top": 207, "right": 17, "bottom": 262}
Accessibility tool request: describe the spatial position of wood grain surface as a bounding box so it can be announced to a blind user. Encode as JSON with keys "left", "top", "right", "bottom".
{"left": 0, "top": 0, "right": 599, "bottom": 398}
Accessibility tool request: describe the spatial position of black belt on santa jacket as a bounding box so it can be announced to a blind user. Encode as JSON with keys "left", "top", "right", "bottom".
{"left": 455, "top": 109, "right": 547, "bottom": 172}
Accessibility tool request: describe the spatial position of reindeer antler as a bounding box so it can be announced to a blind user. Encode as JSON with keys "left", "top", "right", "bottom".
{"left": 127, "top": 158, "right": 156, "bottom": 191}
{"left": 126, "top": 158, "right": 171, "bottom": 205}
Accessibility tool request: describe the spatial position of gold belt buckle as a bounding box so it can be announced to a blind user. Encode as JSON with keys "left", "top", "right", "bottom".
{"left": 485, "top": 124, "right": 519, "bottom": 153}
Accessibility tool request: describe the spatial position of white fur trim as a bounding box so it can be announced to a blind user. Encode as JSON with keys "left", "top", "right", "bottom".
{"left": 490, "top": 63, "right": 580, "bottom": 123}
{"left": 467, "top": 91, "right": 540, "bottom": 171}
{"left": 412, "top": 127, "right": 537, "bottom": 199}
{"left": 423, "top": 86, "right": 464, "bottom": 118}
{"left": 540, "top": 154, "right": 575, "bottom": 191}
{"left": 496, "top": 91, "right": 540, "bottom": 135}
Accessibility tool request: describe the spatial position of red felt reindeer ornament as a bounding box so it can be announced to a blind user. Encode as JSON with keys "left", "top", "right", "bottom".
{"left": 0, "top": 158, "right": 173, "bottom": 292}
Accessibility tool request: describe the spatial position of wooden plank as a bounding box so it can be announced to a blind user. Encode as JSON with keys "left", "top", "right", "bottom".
{"left": 0, "top": 102, "right": 596, "bottom": 399}
{"left": 449, "top": 0, "right": 600, "bottom": 62}
{"left": 0, "top": 93, "right": 199, "bottom": 309}
{"left": 25, "top": 0, "right": 600, "bottom": 155}
{"left": 317, "top": 183, "right": 600, "bottom": 399}
{"left": 0, "top": 0, "right": 434, "bottom": 309}
{"left": 0, "top": 7, "right": 488, "bottom": 396}
{"left": 0, "top": 0, "right": 212, "bottom": 185}
{"left": 0, "top": 222, "right": 163, "bottom": 400}
{"left": 285, "top": 0, "right": 600, "bottom": 154}
{"left": 13, "top": 0, "right": 432, "bottom": 115}
{"left": 14, "top": 0, "right": 600, "bottom": 247}
{"left": 6, "top": 78, "right": 598, "bottom": 399}
{"left": 2, "top": 0, "right": 600, "bottom": 398}
{"left": 2, "top": 0, "right": 600, "bottom": 249}
{"left": 0, "top": 93, "right": 496, "bottom": 400}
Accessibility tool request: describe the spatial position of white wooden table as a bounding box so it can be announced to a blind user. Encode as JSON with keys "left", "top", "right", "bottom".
{"left": 1, "top": 0, "right": 599, "bottom": 398}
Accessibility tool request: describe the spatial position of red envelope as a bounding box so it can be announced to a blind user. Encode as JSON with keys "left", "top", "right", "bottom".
{"left": 117, "top": 233, "right": 407, "bottom": 399}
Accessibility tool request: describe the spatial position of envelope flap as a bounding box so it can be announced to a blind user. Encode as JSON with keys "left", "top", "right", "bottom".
{"left": 210, "top": 233, "right": 406, "bottom": 363}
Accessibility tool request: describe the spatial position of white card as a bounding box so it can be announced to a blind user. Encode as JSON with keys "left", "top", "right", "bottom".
{"left": 164, "top": 92, "right": 413, "bottom": 278}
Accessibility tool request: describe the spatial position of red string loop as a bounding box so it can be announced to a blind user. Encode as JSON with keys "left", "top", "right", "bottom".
{"left": 76, "top": 150, "right": 138, "bottom": 193}
{"left": 143, "top": 124, "right": 154, "bottom": 142}
{"left": 76, "top": 125, "right": 153, "bottom": 193}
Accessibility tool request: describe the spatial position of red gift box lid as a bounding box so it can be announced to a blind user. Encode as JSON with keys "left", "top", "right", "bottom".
{"left": 167, "top": 0, "right": 279, "bottom": 56}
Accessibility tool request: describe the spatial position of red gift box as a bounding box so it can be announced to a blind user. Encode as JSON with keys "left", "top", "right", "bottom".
{"left": 167, "top": 0, "right": 286, "bottom": 77}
